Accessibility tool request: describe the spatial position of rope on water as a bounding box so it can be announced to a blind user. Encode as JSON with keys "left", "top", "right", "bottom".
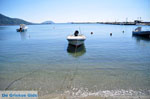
{"left": 67, "top": 45, "right": 79, "bottom": 89}
{"left": 60, "top": 44, "right": 79, "bottom": 92}
{"left": 5, "top": 70, "right": 37, "bottom": 90}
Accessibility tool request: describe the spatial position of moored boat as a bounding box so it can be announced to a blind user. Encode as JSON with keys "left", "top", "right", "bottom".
{"left": 67, "top": 30, "right": 86, "bottom": 46}
{"left": 132, "top": 27, "right": 150, "bottom": 37}
{"left": 16, "top": 24, "right": 28, "bottom": 32}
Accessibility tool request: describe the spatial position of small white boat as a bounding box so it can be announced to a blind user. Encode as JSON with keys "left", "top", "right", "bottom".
{"left": 132, "top": 27, "right": 150, "bottom": 37}
{"left": 67, "top": 34, "right": 86, "bottom": 46}
{"left": 17, "top": 24, "right": 28, "bottom": 32}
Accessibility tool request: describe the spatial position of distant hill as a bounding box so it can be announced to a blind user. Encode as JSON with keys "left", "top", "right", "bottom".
{"left": 41, "top": 21, "right": 54, "bottom": 24}
{"left": 0, "top": 13, "right": 33, "bottom": 25}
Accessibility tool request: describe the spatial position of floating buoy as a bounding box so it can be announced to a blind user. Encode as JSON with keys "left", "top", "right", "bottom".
{"left": 110, "top": 33, "right": 112, "bottom": 36}
{"left": 91, "top": 32, "right": 93, "bottom": 35}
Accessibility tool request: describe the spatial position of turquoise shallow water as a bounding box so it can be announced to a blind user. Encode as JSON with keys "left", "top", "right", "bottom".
{"left": 0, "top": 24, "right": 150, "bottom": 97}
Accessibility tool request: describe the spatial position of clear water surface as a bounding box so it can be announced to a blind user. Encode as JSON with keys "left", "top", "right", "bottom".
{"left": 0, "top": 24, "right": 150, "bottom": 97}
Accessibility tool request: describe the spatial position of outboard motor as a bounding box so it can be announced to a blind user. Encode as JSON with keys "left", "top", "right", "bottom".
{"left": 74, "top": 30, "right": 79, "bottom": 36}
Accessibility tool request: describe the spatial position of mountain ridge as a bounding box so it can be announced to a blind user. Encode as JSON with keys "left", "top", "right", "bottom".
{"left": 0, "top": 13, "right": 33, "bottom": 25}
{"left": 41, "top": 20, "right": 54, "bottom": 24}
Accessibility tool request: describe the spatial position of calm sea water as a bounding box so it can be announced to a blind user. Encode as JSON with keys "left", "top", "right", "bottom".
{"left": 0, "top": 24, "right": 150, "bottom": 97}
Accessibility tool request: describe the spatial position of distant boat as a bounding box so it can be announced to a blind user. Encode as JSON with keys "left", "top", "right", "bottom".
{"left": 67, "top": 30, "right": 86, "bottom": 46}
{"left": 132, "top": 27, "right": 150, "bottom": 37}
{"left": 16, "top": 24, "right": 28, "bottom": 32}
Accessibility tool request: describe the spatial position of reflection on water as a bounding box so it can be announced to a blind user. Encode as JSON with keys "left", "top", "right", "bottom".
{"left": 67, "top": 44, "right": 86, "bottom": 57}
{"left": 0, "top": 26, "right": 7, "bottom": 30}
{"left": 132, "top": 35, "right": 150, "bottom": 42}
{"left": 19, "top": 32, "right": 30, "bottom": 40}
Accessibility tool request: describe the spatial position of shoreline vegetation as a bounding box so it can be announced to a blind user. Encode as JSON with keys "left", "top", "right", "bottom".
{"left": 0, "top": 13, "right": 150, "bottom": 26}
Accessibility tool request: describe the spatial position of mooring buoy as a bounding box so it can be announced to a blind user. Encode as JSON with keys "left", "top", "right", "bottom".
{"left": 110, "top": 33, "right": 112, "bottom": 36}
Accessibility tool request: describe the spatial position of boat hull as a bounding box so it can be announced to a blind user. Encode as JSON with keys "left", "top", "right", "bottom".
{"left": 67, "top": 39, "right": 85, "bottom": 46}
{"left": 16, "top": 29, "right": 27, "bottom": 32}
{"left": 132, "top": 31, "right": 150, "bottom": 37}
{"left": 67, "top": 35, "right": 86, "bottom": 46}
